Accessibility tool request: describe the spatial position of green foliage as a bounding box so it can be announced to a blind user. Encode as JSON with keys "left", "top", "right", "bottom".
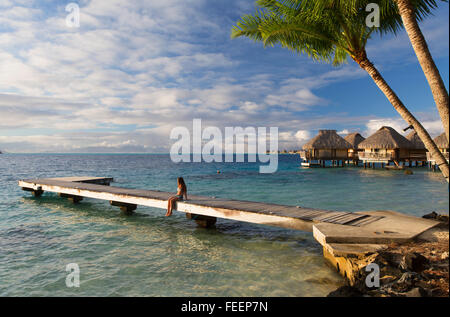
{"left": 231, "top": 0, "right": 443, "bottom": 66}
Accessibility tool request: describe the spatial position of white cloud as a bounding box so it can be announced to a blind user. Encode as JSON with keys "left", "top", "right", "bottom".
{"left": 364, "top": 118, "right": 444, "bottom": 138}
{"left": 295, "top": 130, "right": 311, "bottom": 142}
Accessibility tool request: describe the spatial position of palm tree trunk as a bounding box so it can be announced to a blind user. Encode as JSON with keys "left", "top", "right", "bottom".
{"left": 396, "top": 0, "right": 449, "bottom": 143}
{"left": 354, "top": 52, "right": 449, "bottom": 182}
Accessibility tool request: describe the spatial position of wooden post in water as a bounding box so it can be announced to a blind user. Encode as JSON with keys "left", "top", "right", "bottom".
{"left": 110, "top": 201, "right": 137, "bottom": 215}
{"left": 21, "top": 187, "right": 43, "bottom": 197}
{"left": 186, "top": 213, "right": 217, "bottom": 228}
{"left": 59, "top": 193, "right": 83, "bottom": 204}
{"left": 33, "top": 189, "right": 43, "bottom": 197}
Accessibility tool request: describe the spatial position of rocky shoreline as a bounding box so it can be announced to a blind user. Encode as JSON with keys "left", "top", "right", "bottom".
{"left": 327, "top": 213, "right": 449, "bottom": 297}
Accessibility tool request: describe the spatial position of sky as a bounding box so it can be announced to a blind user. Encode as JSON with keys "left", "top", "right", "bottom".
{"left": 0, "top": 0, "right": 448, "bottom": 153}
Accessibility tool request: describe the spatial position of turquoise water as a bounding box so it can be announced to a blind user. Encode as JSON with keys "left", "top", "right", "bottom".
{"left": 0, "top": 154, "right": 448, "bottom": 296}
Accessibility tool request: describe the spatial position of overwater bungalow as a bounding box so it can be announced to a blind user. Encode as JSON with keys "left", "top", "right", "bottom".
{"left": 344, "top": 132, "right": 365, "bottom": 164}
{"left": 358, "top": 126, "right": 414, "bottom": 168}
{"left": 300, "top": 130, "right": 353, "bottom": 167}
{"left": 405, "top": 131, "right": 427, "bottom": 165}
{"left": 427, "top": 133, "right": 450, "bottom": 168}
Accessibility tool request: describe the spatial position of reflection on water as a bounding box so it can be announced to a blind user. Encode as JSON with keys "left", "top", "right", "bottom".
{"left": 0, "top": 154, "right": 448, "bottom": 296}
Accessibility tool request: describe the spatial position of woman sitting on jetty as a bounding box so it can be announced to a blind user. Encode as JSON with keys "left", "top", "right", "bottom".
{"left": 166, "top": 177, "right": 188, "bottom": 217}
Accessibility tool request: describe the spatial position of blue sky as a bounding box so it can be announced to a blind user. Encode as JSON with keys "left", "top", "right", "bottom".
{"left": 0, "top": 0, "right": 448, "bottom": 152}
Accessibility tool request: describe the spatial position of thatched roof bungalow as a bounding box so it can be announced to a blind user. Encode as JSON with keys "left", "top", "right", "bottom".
{"left": 428, "top": 133, "right": 449, "bottom": 163}
{"left": 358, "top": 126, "right": 414, "bottom": 163}
{"left": 434, "top": 133, "right": 449, "bottom": 150}
{"left": 344, "top": 132, "right": 365, "bottom": 148}
{"left": 300, "top": 130, "right": 352, "bottom": 162}
{"left": 344, "top": 132, "right": 365, "bottom": 160}
{"left": 406, "top": 131, "right": 427, "bottom": 161}
{"left": 406, "top": 131, "right": 425, "bottom": 149}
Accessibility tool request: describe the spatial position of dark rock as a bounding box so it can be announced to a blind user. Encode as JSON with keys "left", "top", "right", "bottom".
{"left": 403, "top": 287, "right": 428, "bottom": 297}
{"left": 431, "top": 288, "right": 446, "bottom": 297}
{"left": 380, "top": 275, "right": 398, "bottom": 285}
{"left": 423, "top": 211, "right": 438, "bottom": 220}
{"left": 422, "top": 212, "right": 449, "bottom": 225}
{"left": 378, "top": 251, "right": 403, "bottom": 268}
{"left": 327, "top": 286, "right": 364, "bottom": 297}
{"left": 437, "top": 214, "right": 449, "bottom": 225}
{"left": 397, "top": 272, "right": 417, "bottom": 286}
{"left": 400, "top": 252, "right": 429, "bottom": 272}
{"left": 392, "top": 272, "right": 418, "bottom": 292}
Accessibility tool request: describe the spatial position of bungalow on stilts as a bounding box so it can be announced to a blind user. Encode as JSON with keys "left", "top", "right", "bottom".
{"left": 344, "top": 132, "right": 365, "bottom": 166}
{"left": 300, "top": 130, "right": 353, "bottom": 167}
{"left": 358, "top": 126, "right": 414, "bottom": 169}
{"left": 427, "top": 133, "right": 449, "bottom": 171}
{"left": 405, "top": 131, "right": 427, "bottom": 167}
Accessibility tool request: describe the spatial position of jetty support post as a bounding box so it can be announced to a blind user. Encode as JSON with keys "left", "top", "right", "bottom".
{"left": 21, "top": 186, "right": 44, "bottom": 197}
{"left": 186, "top": 213, "right": 217, "bottom": 228}
{"left": 58, "top": 193, "right": 83, "bottom": 204}
{"left": 110, "top": 201, "right": 137, "bottom": 215}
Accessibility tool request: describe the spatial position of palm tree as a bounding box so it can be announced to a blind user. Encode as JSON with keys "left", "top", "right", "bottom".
{"left": 395, "top": 0, "right": 449, "bottom": 143}
{"left": 231, "top": 0, "right": 449, "bottom": 182}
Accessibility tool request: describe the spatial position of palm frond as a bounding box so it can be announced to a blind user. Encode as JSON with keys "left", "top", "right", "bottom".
{"left": 230, "top": 0, "right": 444, "bottom": 66}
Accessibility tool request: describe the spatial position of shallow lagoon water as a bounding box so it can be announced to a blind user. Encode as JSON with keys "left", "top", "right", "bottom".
{"left": 0, "top": 154, "right": 448, "bottom": 296}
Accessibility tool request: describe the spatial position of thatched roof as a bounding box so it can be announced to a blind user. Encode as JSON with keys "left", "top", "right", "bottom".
{"left": 303, "top": 130, "right": 353, "bottom": 150}
{"left": 406, "top": 131, "right": 425, "bottom": 150}
{"left": 344, "top": 132, "right": 365, "bottom": 148}
{"left": 358, "top": 126, "right": 414, "bottom": 149}
{"left": 434, "top": 133, "right": 449, "bottom": 149}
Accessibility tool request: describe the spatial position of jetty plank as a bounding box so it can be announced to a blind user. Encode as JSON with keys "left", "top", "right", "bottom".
{"left": 18, "top": 177, "right": 373, "bottom": 232}
{"left": 46, "top": 176, "right": 113, "bottom": 185}
{"left": 313, "top": 210, "right": 440, "bottom": 245}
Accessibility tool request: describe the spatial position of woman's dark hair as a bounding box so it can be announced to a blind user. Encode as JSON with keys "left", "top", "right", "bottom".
{"left": 177, "top": 177, "right": 187, "bottom": 192}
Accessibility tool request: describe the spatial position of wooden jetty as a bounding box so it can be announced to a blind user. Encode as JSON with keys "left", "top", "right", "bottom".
{"left": 19, "top": 176, "right": 373, "bottom": 231}
{"left": 18, "top": 176, "right": 438, "bottom": 238}
{"left": 19, "top": 176, "right": 441, "bottom": 282}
